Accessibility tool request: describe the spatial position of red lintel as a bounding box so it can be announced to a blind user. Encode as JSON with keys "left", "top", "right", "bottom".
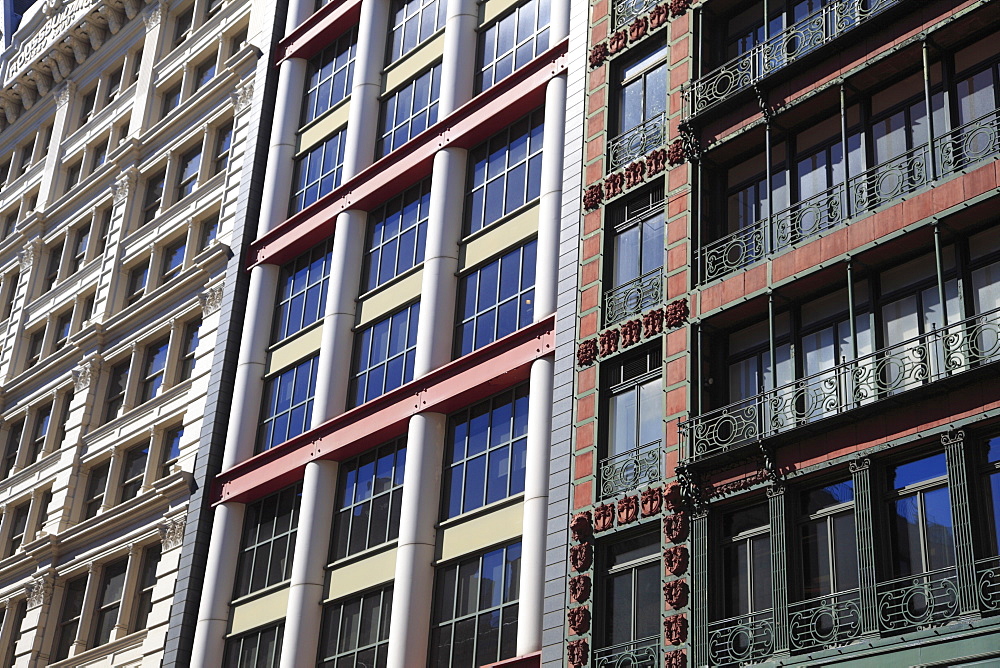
{"left": 276, "top": 0, "right": 362, "bottom": 64}
{"left": 248, "top": 39, "right": 569, "bottom": 268}
{"left": 212, "top": 316, "right": 555, "bottom": 505}
{"left": 482, "top": 652, "right": 541, "bottom": 668}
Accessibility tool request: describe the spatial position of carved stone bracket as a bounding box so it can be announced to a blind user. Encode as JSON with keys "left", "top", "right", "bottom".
{"left": 113, "top": 168, "right": 136, "bottom": 203}
{"left": 72, "top": 356, "right": 101, "bottom": 391}
{"left": 199, "top": 284, "right": 224, "bottom": 315}
{"left": 232, "top": 79, "right": 254, "bottom": 113}
{"left": 26, "top": 573, "right": 52, "bottom": 609}
{"left": 159, "top": 513, "right": 186, "bottom": 550}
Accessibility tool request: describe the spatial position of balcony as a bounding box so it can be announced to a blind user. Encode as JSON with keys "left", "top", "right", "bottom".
{"left": 612, "top": 0, "right": 661, "bottom": 30}
{"left": 603, "top": 267, "right": 662, "bottom": 326}
{"left": 707, "top": 610, "right": 774, "bottom": 666}
{"left": 680, "top": 305, "right": 1000, "bottom": 465}
{"left": 977, "top": 555, "right": 1000, "bottom": 613}
{"left": 683, "top": 0, "right": 905, "bottom": 119}
{"left": 699, "top": 110, "right": 1000, "bottom": 284}
{"left": 599, "top": 440, "right": 662, "bottom": 500}
{"left": 788, "top": 590, "right": 861, "bottom": 652}
{"left": 875, "top": 568, "right": 959, "bottom": 633}
{"left": 593, "top": 637, "right": 660, "bottom": 668}
{"left": 608, "top": 112, "right": 668, "bottom": 172}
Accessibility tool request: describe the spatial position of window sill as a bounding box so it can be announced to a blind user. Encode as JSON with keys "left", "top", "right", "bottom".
{"left": 47, "top": 629, "right": 148, "bottom": 668}
{"left": 355, "top": 261, "right": 423, "bottom": 304}
{"left": 383, "top": 26, "right": 446, "bottom": 80}
{"left": 229, "top": 579, "right": 291, "bottom": 608}
{"left": 461, "top": 198, "right": 540, "bottom": 247}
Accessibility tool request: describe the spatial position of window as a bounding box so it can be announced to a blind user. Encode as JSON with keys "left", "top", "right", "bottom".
{"left": 53, "top": 311, "right": 72, "bottom": 350}
{"left": 3, "top": 213, "right": 16, "bottom": 238}
{"left": 1, "top": 271, "right": 17, "bottom": 320}
{"left": 616, "top": 46, "right": 668, "bottom": 138}
{"left": 602, "top": 347, "right": 662, "bottom": 497}
{"left": 132, "top": 544, "right": 161, "bottom": 631}
{"left": 235, "top": 484, "right": 302, "bottom": 596}
{"left": 198, "top": 214, "right": 220, "bottom": 249}
{"left": 273, "top": 241, "right": 332, "bottom": 341}
{"left": 161, "top": 237, "right": 186, "bottom": 281}
{"left": 65, "top": 161, "right": 82, "bottom": 192}
{"left": 364, "top": 178, "right": 430, "bottom": 291}
{"left": 719, "top": 504, "right": 772, "bottom": 621}
{"left": 223, "top": 623, "right": 284, "bottom": 668}
{"left": 289, "top": 130, "right": 347, "bottom": 214}
{"left": 194, "top": 56, "right": 217, "bottom": 92}
{"left": 478, "top": 0, "right": 550, "bottom": 91}
{"left": 319, "top": 587, "right": 393, "bottom": 667}
{"left": 456, "top": 241, "right": 535, "bottom": 356}
{"left": 257, "top": 356, "right": 318, "bottom": 453}
{"left": 886, "top": 453, "right": 954, "bottom": 578}
{"left": 71, "top": 223, "right": 91, "bottom": 274}
{"left": 206, "top": 0, "right": 225, "bottom": 17}
{"left": 125, "top": 259, "right": 150, "bottom": 306}
{"left": 105, "top": 65, "right": 124, "bottom": 103}
{"left": 27, "top": 403, "right": 51, "bottom": 463}
{"left": 443, "top": 385, "right": 528, "bottom": 518}
{"left": 331, "top": 438, "right": 406, "bottom": 560}
{"left": 430, "top": 542, "right": 521, "bottom": 667}
{"left": 119, "top": 442, "right": 149, "bottom": 502}
{"left": 303, "top": 30, "right": 357, "bottom": 124}
{"left": 351, "top": 303, "right": 419, "bottom": 407}
{"left": 140, "top": 338, "right": 170, "bottom": 402}
{"left": 1, "top": 420, "right": 22, "bottom": 479}
{"left": 178, "top": 319, "right": 200, "bottom": 381}
{"left": 83, "top": 460, "right": 111, "bottom": 519}
{"left": 161, "top": 83, "right": 182, "bottom": 117}
{"left": 142, "top": 171, "right": 166, "bottom": 225}
{"left": 466, "top": 110, "right": 544, "bottom": 234}
{"left": 6, "top": 502, "right": 29, "bottom": 555}
{"left": 609, "top": 188, "right": 665, "bottom": 293}
{"left": 160, "top": 426, "right": 183, "bottom": 476}
{"left": 213, "top": 121, "right": 234, "bottom": 174}
{"left": 91, "top": 558, "right": 128, "bottom": 647}
{"left": 379, "top": 65, "right": 441, "bottom": 156}
{"left": 91, "top": 139, "right": 108, "bottom": 171}
{"left": 797, "top": 481, "right": 857, "bottom": 602}
{"left": 0, "top": 159, "right": 10, "bottom": 186}
{"left": 177, "top": 148, "right": 201, "bottom": 199}
{"left": 595, "top": 531, "right": 659, "bottom": 658}
{"left": 104, "top": 360, "right": 130, "bottom": 423}
{"left": 25, "top": 330, "right": 43, "bottom": 367}
{"left": 53, "top": 575, "right": 87, "bottom": 661}
{"left": 173, "top": 7, "right": 194, "bottom": 46}
{"left": 43, "top": 241, "right": 63, "bottom": 292}
{"left": 79, "top": 89, "right": 98, "bottom": 126}
{"left": 388, "top": 0, "right": 446, "bottom": 63}
{"left": 3, "top": 600, "right": 26, "bottom": 668}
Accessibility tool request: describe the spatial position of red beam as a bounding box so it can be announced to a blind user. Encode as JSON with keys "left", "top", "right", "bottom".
{"left": 248, "top": 40, "right": 568, "bottom": 268}
{"left": 213, "top": 317, "right": 555, "bottom": 505}
{"left": 276, "top": 0, "right": 362, "bottom": 64}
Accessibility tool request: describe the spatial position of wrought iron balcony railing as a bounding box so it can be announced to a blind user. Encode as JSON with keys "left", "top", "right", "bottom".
{"left": 612, "top": 0, "right": 660, "bottom": 30}
{"left": 681, "top": 305, "right": 1000, "bottom": 463}
{"left": 608, "top": 112, "right": 668, "bottom": 171}
{"left": 788, "top": 590, "right": 862, "bottom": 653}
{"left": 599, "top": 440, "right": 662, "bottom": 500}
{"left": 683, "top": 0, "right": 904, "bottom": 118}
{"left": 708, "top": 610, "right": 774, "bottom": 666}
{"left": 700, "top": 110, "right": 1000, "bottom": 283}
{"left": 594, "top": 637, "right": 660, "bottom": 668}
{"left": 604, "top": 267, "right": 662, "bottom": 326}
{"left": 976, "top": 555, "right": 1000, "bottom": 613}
{"left": 875, "top": 568, "right": 960, "bottom": 632}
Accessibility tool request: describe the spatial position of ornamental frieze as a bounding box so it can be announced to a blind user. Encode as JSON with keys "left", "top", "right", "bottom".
{"left": 576, "top": 300, "right": 687, "bottom": 368}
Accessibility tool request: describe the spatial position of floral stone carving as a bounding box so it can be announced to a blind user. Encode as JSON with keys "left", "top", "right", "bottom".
{"left": 571, "top": 543, "right": 593, "bottom": 572}
{"left": 664, "top": 579, "right": 689, "bottom": 609}
{"left": 568, "top": 606, "right": 591, "bottom": 635}
{"left": 617, "top": 495, "right": 639, "bottom": 524}
{"left": 569, "top": 574, "right": 592, "bottom": 603}
{"left": 594, "top": 503, "right": 615, "bottom": 532}
{"left": 641, "top": 486, "right": 663, "bottom": 516}
{"left": 663, "top": 512, "right": 689, "bottom": 543}
{"left": 664, "top": 545, "right": 689, "bottom": 576}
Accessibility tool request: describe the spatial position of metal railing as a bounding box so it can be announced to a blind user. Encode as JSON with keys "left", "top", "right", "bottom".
{"left": 594, "top": 637, "right": 660, "bottom": 668}
{"left": 608, "top": 112, "right": 668, "bottom": 171}
{"left": 681, "top": 305, "right": 1000, "bottom": 462}
{"left": 976, "top": 555, "right": 1000, "bottom": 613}
{"left": 603, "top": 268, "right": 662, "bottom": 326}
{"left": 599, "top": 440, "right": 662, "bottom": 499}
{"left": 788, "top": 590, "right": 862, "bottom": 652}
{"left": 708, "top": 609, "right": 775, "bottom": 666}
{"left": 684, "top": 0, "right": 904, "bottom": 117}
{"left": 700, "top": 110, "right": 1000, "bottom": 283}
{"left": 875, "top": 568, "right": 960, "bottom": 632}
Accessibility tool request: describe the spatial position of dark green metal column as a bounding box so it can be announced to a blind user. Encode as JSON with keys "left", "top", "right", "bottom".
{"left": 769, "top": 484, "right": 789, "bottom": 655}
{"left": 850, "top": 456, "right": 879, "bottom": 635}
{"left": 942, "top": 429, "right": 979, "bottom": 615}
{"left": 691, "top": 507, "right": 710, "bottom": 667}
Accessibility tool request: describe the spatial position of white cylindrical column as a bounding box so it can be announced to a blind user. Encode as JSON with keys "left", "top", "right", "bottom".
{"left": 531, "top": 73, "right": 567, "bottom": 319}
{"left": 438, "top": 0, "right": 478, "bottom": 116}
{"left": 258, "top": 57, "right": 307, "bottom": 229}
{"left": 386, "top": 412, "right": 446, "bottom": 668}
{"left": 190, "top": 501, "right": 246, "bottom": 668}
{"left": 279, "top": 459, "right": 339, "bottom": 668}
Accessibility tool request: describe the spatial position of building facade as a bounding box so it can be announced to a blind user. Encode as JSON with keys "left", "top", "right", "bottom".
{"left": 188, "top": 0, "right": 586, "bottom": 667}
{"left": 0, "top": 0, "right": 273, "bottom": 664}
{"left": 570, "top": 0, "right": 1000, "bottom": 666}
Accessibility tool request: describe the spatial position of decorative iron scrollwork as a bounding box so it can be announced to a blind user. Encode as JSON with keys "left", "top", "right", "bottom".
{"left": 609, "top": 112, "right": 668, "bottom": 171}
{"left": 593, "top": 637, "right": 660, "bottom": 668}
{"left": 875, "top": 569, "right": 959, "bottom": 632}
{"left": 612, "top": 0, "right": 659, "bottom": 30}
{"left": 788, "top": 591, "right": 862, "bottom": 652}
{"left": 604, "top": 268, "right": 663, "bottom": 326}
{"left": 707, "top": 611, "right": 775, "bottom": 665}
{"left": 599, "top": 442, "right": 662, "bottom": 499}
{"left": 976, "top": 555, "right": 1000, "bottom": 612}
